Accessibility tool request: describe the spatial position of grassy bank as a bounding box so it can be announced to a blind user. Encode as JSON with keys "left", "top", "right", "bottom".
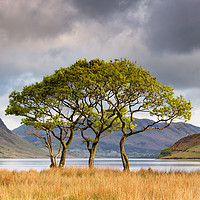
{"left": 161, "top": 145, "right": 200, "bottom": 159}
{"left": 0, "top": 167, "right": 199, "bottom": 200}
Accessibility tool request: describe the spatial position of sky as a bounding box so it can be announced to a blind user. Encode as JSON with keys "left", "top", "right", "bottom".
{"left": 1, "top": 0, "right": 200, "bottom": 130}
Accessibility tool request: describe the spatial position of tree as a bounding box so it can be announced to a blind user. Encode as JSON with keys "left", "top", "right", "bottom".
{"left": 158, "top": 148, "right": 172, "bottom": 158}
{"left": 5, "top": 82, "right": 81, "bottom": 168}
{"left": 25, "top": 122, "right": 62, "bottom": 168}
{"left": 79, "top": 103, "right": 120, "bottom": 168}
{"left": 98, "top": 59, "right": 192, "bottom": 171}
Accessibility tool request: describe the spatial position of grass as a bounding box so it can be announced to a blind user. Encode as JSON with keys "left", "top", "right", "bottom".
{"left": 164, "top": 145, "right": 200, "bottom": 159}
{"left": 0, "top": 167, "right": 200, "bottom": 199}
{"left": 187, "top": 145, "right": 200, "bottom": 152}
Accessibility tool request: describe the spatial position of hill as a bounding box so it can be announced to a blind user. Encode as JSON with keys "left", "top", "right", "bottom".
{"left": 0, "top": 118, "right": 48, "bottom": 158}
{"left": 160, "top": 133, "right": 200, "bottom": 159}
{"left": 12, "top": 118, "right": 200, "bottom": 158}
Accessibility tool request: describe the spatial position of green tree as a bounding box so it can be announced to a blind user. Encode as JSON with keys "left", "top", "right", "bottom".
{"left": 5, "top": 82, "right": 81, "bottom": 168}
{"left": 158, "top": 148, "right": 172, "bottom": 158}
{"left": 79, "top": 102, "right": 120, "bottom": 168}
{"left": 100, "top": 59, "right": 192, "bottom": 171}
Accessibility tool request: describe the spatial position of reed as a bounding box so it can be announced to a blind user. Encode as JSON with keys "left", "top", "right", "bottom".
{"left": 0, "top": 167, "right": 199, "bottom": 200}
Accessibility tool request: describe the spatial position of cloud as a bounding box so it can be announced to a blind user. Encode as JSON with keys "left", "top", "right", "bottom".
{"left": 0, "top": 0, "right": 145, "bottom": 47}
{"left": 1, "top": 0, "right": 199, "bottom": 92}
{"left": 1, "top": 0, "right": 200, "bottom": 129}
{"left": 137, "top": 50, "right": 200, "bottom": 90}
{"left": 0, "top": 0, "right": 76, "bottom": 45}
{"left": 72, "top": 0, "right": 140, "bottom": 21}
{"left": 0, "top": 0, "right": 145, "bottom": 75}
{"left": 144, "top": 0, "right": 200, "bottom": 53}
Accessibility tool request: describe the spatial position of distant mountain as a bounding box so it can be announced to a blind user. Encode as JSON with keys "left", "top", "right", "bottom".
{"left": 160, "top": 133, "right": 200, "bottom": 159}
{"left": 13, "top": 118, "right": 200, "bottom": 158}
{"left": 0, "top": 118, "right": 48, "bottom": 158}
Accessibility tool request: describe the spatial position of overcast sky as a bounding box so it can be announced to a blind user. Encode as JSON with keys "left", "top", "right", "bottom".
{"left": 1, "top": 0, "right": 200, "bottom": 130}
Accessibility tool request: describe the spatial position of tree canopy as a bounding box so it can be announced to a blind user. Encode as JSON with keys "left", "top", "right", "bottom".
{"left": 5, "top": 58, "right": 192, "bottom": 170}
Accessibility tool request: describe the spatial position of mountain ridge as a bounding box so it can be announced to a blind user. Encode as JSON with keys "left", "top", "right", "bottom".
{"left": 12, "top": 118, "right": 200, "bottom": 158}
{"left": 0, "top": 118, "right": 48, "bottom": 158}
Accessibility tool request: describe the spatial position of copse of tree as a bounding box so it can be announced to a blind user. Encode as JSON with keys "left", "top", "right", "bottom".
{"left": 5, "top": 58, "right": 192, "bottom": 170}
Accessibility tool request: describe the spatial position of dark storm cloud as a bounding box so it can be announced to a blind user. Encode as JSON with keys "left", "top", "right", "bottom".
{"left": 0, "top": 0, "right": 144, "bottom": 44}
{"left": 1, "top": 0, "right": 200, "bottom": 91}
{"left": 142, "top": 55, "right": 200, "bottom": 89}
{"left": 71, "top": 0, "right": 140, "bottom": 21}
{"left": 144, "top": 0, "right": 200, "bottom": 53}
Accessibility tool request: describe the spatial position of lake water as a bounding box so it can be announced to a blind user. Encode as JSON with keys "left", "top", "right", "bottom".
{"left": 0, "top": 158, "right": 200, "bottom": 172}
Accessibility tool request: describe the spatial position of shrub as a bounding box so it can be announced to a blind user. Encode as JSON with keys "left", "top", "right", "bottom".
{"left": 158, "top": 148, "right": 172, "bottom": 158}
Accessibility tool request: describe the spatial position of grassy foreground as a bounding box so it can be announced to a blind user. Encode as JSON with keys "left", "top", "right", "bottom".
{"left": 0, "top": 167, "right": 200, "bottom": 200}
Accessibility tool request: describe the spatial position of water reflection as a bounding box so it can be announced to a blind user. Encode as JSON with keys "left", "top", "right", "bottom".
{"left": 0, "top": 158, "right": 200, "bottom": 172}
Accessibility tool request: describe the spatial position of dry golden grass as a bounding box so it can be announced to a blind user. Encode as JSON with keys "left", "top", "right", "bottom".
{"left": 0, "top": 167, "right": 199, "bottom": 200}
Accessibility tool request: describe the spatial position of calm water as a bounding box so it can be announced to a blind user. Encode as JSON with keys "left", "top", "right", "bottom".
{"left": 0, "top": 158, "right": 200, "bottom": 172}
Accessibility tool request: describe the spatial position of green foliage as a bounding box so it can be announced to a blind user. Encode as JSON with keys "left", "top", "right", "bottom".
{"left": 158, "top": 148, "right": 172, "bottom": 158}
{"left": 5, "top": 58, "right": 192, "bottom": 167}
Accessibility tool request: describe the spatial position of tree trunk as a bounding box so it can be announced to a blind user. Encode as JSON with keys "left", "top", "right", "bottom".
{"left": 59, "top": 145, "right": 67, "bottom": 168}
{"left": 88, "top": 142, "right": 98, "bottom": 168}
{"left": 55, "top": 143, "right": 62, "bottom": 167}
{"left": 50, "top": 154, "right": 58, "bottom": 168}
{"left": 120, "top": 135, "right": 130, "bottom": 171}
{"left": 59, "top": 129, "right": 75, "bottom": 168}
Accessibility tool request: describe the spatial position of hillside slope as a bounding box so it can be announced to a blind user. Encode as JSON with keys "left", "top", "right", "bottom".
{"left": 161, "top": 133, "right": 200, "bottom": 159}
{"left": 13, "top": 118, "right": 200, "bottom": 158}
{"left": 0, "top": 118, "right": 48, "bottom": 158}
{"left": 171, "top": 133, "right": 200, "bottom": 151}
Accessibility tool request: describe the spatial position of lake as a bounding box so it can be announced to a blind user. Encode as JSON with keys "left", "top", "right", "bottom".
{"left": 0, "top": 158, "right": 200, "bottom": 172}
